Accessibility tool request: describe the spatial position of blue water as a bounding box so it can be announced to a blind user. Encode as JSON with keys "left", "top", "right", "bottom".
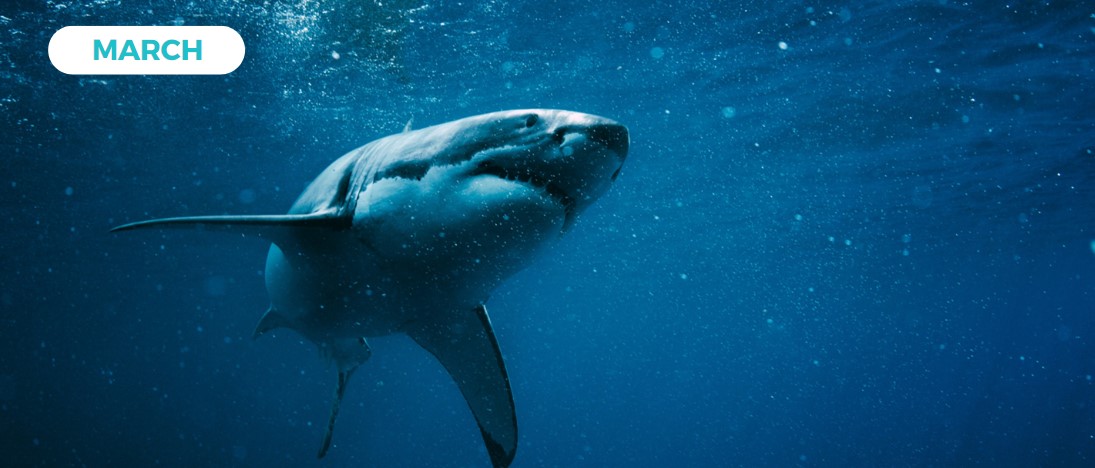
{"left": 3, "top": 1, "right": 1094, "bottom": 466}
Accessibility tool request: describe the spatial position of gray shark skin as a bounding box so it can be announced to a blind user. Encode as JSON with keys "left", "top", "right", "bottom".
{"left": 112, "top": 109, "right": 629, "bottom": 467}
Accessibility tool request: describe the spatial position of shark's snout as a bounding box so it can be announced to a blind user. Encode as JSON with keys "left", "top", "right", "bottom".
{"left": 552, "top": 120, "right": 629, "bottom": 159}
{"left": 551, "top": 115, "right": 628, "bottom": 186}
{"left": 586, "top": 123, "right": 629, "bottom": 159}
{"left": 554, "top": 116, "right": 628, "bottom": 177}
{"left": 587, "top": 123, "right": 628, "bottom": 182}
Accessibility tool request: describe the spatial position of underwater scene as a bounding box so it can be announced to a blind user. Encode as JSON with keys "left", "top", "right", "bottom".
{"left": 2, "top": 1, "right": 1094, "bottom": 466}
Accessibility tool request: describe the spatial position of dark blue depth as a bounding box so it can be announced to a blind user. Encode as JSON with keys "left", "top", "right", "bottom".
{"left": 2, "top": 1, "right": 1093, "bottom": 466}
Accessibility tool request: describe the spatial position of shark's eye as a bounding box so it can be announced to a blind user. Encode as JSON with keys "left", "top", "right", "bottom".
{"left": 524, "top": 115, "right": 538, "bottom": 128}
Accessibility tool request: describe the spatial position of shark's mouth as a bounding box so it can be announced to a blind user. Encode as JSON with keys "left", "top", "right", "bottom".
{"left": 472, "top": 160, "right": 577, "bottom": 227}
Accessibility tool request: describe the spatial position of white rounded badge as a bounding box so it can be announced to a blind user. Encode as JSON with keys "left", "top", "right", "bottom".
{"left": 49, "top": 26, "right": 245, "bottom": 75}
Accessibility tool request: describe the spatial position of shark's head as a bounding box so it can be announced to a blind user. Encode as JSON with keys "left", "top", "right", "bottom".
{"left": 347, "top": 109, "right": 628, "bottom": 281}
{"left": 457, "top": 109, "right": 629, "bottom": 227}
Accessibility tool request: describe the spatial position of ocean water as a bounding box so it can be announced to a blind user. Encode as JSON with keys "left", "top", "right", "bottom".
{"left": 2, "top": 1, "right": 1094, "bottom": 466}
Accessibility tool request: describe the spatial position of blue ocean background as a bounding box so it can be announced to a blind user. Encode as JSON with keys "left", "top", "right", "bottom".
{"left": 3, "top": 1, "right": 1094, "bottom": 466}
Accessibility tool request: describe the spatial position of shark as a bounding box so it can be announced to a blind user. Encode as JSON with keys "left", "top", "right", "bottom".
{"left": 112, "top": 109, "right": 629, "bottom": 467}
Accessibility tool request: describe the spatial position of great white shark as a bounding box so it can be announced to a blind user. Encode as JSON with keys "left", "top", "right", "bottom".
{"left": 112, "top": 109, "right": 629, "bottom": 467}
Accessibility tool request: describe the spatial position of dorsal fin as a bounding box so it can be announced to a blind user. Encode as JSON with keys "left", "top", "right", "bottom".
{"left": 402, "top": 117, "right": 414, "bottom": 133}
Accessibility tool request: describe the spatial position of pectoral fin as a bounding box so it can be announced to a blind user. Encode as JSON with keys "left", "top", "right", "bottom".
{"left": 404, "top": 304, "right": 517, "bottom": 468}
{"left": 110, "top": 210, "right": 351, "bottom": 251}
{"left": 111, "top": 210, "right": 350, "bottom": 233}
